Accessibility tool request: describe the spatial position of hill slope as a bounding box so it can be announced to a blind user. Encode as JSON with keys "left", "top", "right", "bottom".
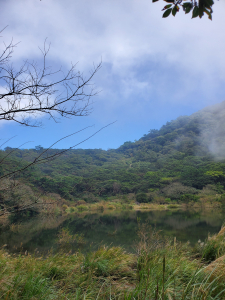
{"left": 1, "top": 101, "right": 225, "bottom": 205}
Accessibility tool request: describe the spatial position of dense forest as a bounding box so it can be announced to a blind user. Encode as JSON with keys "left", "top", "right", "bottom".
{"left": 1, "top": 101, "right": 225, "bottom": 209}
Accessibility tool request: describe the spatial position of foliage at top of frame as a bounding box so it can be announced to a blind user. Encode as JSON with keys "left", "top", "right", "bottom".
{"left": 153, "top": 0, "right": 214, "bottom": 20}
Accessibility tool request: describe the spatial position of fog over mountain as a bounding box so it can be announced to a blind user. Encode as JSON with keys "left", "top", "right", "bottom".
{"left": 192, "top": 101, "right": 225, "bottom": 160}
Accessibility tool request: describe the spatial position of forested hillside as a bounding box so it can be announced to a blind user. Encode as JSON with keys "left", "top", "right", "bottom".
{"left": 1, "top": 101, "right": 225, "bottom": 205}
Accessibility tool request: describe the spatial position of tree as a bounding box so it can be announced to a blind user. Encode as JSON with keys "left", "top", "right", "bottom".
{"left": 153, "top": 0, "right": 214, "bottom": 20}
{"left": 136, "top": 192, "right": 148, "bottom": 203}
{"left": 0, "top": 30, "right": 101, "bottom": 127}
{"left": 0, "top": 29, "right": 102, "bottom": 215}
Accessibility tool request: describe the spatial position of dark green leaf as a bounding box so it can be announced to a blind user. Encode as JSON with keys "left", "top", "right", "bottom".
{"left": 162, "top": 8, "right": 172, "bottom": 17}
{"left": 172, "top": 6, "right": 178, "bottom": 16}
{"left": 183, "top": 2, "right": 192, "bottom": 7}
{"left": 162, "top": 4, "right": 172, "bottom": 10}
{"left": 152, "top": 0, "right": 159, "bottom": 3}
{"left": 199, "top": 6, "right": 204, "bottom": 18}
{"left": 185, "top": 6, "right": 192, "bottom": 14}
{"left": 192, "top": 6, "right": 199, "bottom": 18}
{"left": 183, "top": 2, "right": 193, "bottom": 14}
{"left": 204, "top": 0, "right": 214, "bottom": 9}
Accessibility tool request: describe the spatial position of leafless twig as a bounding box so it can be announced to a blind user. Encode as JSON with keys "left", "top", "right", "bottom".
{"left": 0, "top": 122, "right": 116, "bottom": 180}
{"left": 0, "top": 36, "right": 101, "bottom": 127}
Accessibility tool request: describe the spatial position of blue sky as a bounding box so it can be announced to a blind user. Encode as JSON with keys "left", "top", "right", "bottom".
{"left": 1, "top": 0, "right": 225, "bottom": 150}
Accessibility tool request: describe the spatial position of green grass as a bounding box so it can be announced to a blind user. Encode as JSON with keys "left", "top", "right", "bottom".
{"left": 1, "top": 226, "right": 225, "bottom": 299}
{"left": 193, "top": 226, "right": 225, "bottom": 263}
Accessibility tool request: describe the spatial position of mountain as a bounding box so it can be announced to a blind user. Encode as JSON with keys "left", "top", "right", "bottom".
{"left": 1, "top": 101, "right": 225, "bottom": 205}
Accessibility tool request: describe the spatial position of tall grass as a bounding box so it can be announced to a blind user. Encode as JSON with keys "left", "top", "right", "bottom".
{"left": 1, "top": 225, "right": 225, "bottom": 299}
{"left": 193, "top": 226, "right": 225, "bottom": 263}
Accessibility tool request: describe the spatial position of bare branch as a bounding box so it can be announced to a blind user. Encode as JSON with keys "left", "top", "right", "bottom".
{"left": 0, "top": 37, "right": 101, "bottom": 126}
{"left": 0, "top": 122, "right": 116, "bottom": 180}
{"left": 0, "top": 30, "right": 104, "bottom": 216}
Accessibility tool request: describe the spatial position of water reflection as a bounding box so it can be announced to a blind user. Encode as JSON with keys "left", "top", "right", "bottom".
{"left": 0, "top": 208, "right": 224, "bottom": 254}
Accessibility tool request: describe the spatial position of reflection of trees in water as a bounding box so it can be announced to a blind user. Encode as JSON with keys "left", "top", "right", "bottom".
{"left": 0, "top": 215, "right": 68, "bottom": 253}
{"left": 1, "top": 209, "right": 225, "bottom": 254}
{"left": 63, "top": 211, "right": 137, "bottom": 232}
{"left": 197, "top": 210, "right": 224, "bottom": 227}
{"left": 164, "top": 217, "right": 201, "bottom": 230}
{"left": 136, "top": 210, "right": 224, "bottom": 230}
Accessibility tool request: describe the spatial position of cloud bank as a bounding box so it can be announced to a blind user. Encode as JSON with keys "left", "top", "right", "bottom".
{"left": 1, "top": 0, "right": 225, "bottom": 149}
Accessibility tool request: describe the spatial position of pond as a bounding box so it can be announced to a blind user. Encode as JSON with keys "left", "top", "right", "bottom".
{"left": 0, "top": 208, "right": 224, "bottom": 254}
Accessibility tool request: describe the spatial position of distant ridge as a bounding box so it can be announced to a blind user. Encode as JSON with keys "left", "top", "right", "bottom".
{"left": 1, "top": 101, "right": 225, "bottom": 205}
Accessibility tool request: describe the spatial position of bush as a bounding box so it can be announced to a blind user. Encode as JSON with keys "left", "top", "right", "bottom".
{"left": 122, "top": 195, "right": 130, "bottom": 203}
{"left": 180, "top": 194, "right": 200, "bottom": 203}
{"left": 62, "top": 204, "right": 68, "bottom": 211}
{"left": 107, "top": 205, "right": 115, "bottom": 210}
{"left": 148, "top": 194, "right": 154, "bottom": 202}
{"left": 77, "top": 205, "right": 88, "bottom": 211}
{"left": 136, "top": 193, "right": 148, "bottom": 203}
{"left": 167, "top": 204, "right": 179, "bottom": 209}
{"left": 66, "top": 206, "right": 78, "bottom": 213}
{"left": 162, "top": 182, "right": 198, "bottom": 200}
{"left": 165, "top": 198, "right": 171, "bottom": 203}
{"left": 76, "top": 200, "right": 87, "bottom": 206}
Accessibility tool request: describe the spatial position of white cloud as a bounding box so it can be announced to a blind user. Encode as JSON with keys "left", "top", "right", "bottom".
{"left": 1, "top": 0, "right": 225, "bottom": 129}
{"left": 2, "top": 0, "right": 225, "bottom": 70}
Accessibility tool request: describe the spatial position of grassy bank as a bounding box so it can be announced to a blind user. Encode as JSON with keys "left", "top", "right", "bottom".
{"left": 41, "top": 192, "right": 224, "bottom": 217}
{"left": 1, "top": 225, "right": 225, "bottom": 299}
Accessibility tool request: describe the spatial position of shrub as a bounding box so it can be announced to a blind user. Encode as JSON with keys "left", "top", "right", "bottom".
{"left": 121, "top": 204, "right": 133, "bottom": 210}
{"left": 159, "top": 177, "right": 174, "bottom": 184}
{"left": 162, "top": 182, "right": 198, "bottom": 200}
{"left": 180, "top": 194, "right": 200, "bottom": 203}
{"left": 62, "top": 204, "right": 68, "bottom": 211}
{"left": 167, "top": 204, "right": 179, "bottom": 209}
{"left": 148, "top": 194, "right": 154, "bottom": 202}
{"left": 122, "top": 195, "right": 130, "bottom": 203}
{"left": 66, "top": 206, "right": 78, "bottom": 213}
{"left": 76, "top": 200, "right": 86, "bottom": 206}
{"left": 165, "top": 198, "right": 171, "bottom": 203}
{"left": 77, "top": 205, "right": 88, "bottom": 211}
{"left": 107, "top": 205, "right": 115, "bottom": 210}
{"left": 136, "top": 193, "right": 148, "bottom": 203}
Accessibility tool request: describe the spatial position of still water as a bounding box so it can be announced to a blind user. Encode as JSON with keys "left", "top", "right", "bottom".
{"left": 0, "top": 208, "right": 224, "bottom": 254}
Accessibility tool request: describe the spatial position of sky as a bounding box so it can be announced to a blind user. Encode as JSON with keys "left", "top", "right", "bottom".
{"left": 1, "top": 0, "right": 225, "bottom": 150}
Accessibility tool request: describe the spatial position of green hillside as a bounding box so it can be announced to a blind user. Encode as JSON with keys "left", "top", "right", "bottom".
{"left": 1, "top": 101, "right": 225, "bottom": 207}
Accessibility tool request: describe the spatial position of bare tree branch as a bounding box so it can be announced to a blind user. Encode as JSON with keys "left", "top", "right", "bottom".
{"left": 0, "top": 37, "right": 101, "bottom": 127}
{"left": 0, "top": 29, "right": 106, "bottom": 216}
{"left": 0, "top": 121, "right": 116, "bottom": 180}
